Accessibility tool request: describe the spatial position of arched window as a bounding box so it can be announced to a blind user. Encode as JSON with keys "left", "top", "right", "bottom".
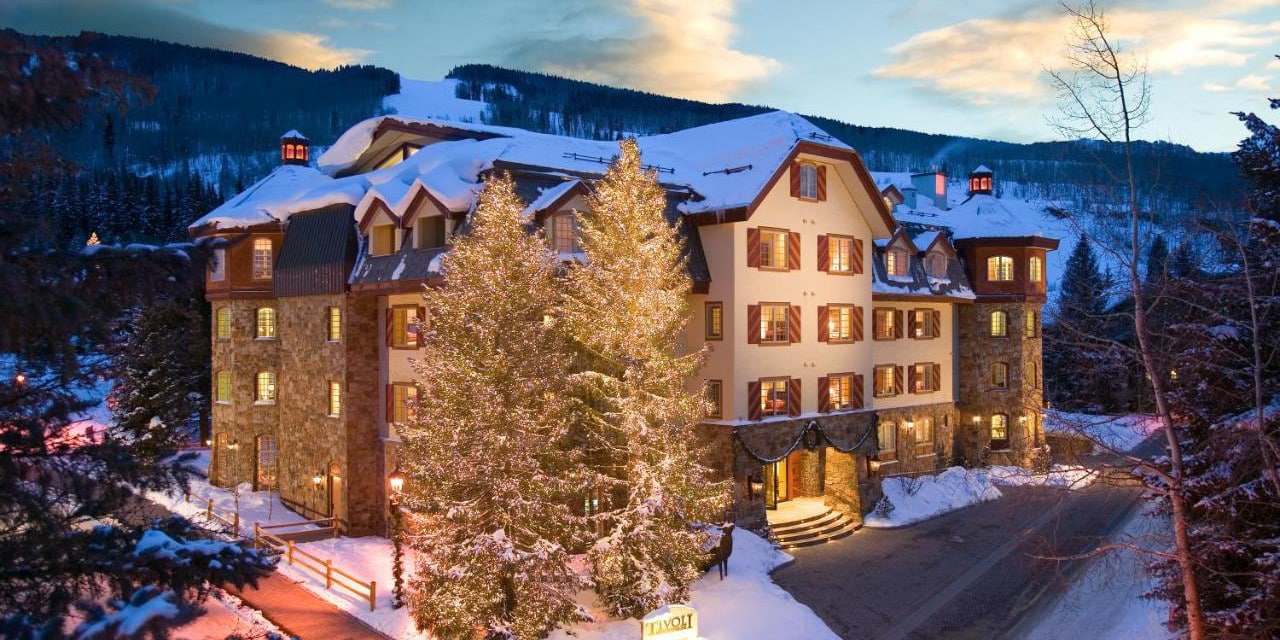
{"left": 256, "top": 307, "right": 276, "bottom": 339}
{"left": 216, "top": 307, "right": 231, "bottom": 340}
{"left": 1029, "top": 255, "right": 1043, "bottom": 282}
{"left": 255, "top": 371, "right": 277, "bottom": 403}
{"left": 215, "top": 371, "right": 232, "bottom": 403}
{"left": 990, "top": 362, "right": 1009, "bottom": 388}
{"left": 990, "top": 413, "right": 1009, "bottom": 449}
{"left": 798, "top": 164, "right": 819, "bottom": 199}
{"left": 986, "top": 255, "right": 1014, "bottom": 281}
{"left": 926, "top": 252, "right": 947, "bottom": 278}
{"left": 989, "top": 310, "right": 1008, "bottom": 337}
{"left": 252, "top": 238, "right": 273, "bottom": 280}
{"left": 255, "top": 435, "right": 278, "bottom": 491}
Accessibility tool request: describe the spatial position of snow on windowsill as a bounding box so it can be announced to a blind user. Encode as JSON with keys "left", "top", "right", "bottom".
{"left": 253, "top": 401, "right": 276, "bottom": 406}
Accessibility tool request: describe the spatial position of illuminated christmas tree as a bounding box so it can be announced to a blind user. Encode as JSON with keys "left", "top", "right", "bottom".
{"left": 400, "top": 173, "right": 588, "bottom": 639}
{"left": 564, "top": 138, "right": 730, "bottom": 617}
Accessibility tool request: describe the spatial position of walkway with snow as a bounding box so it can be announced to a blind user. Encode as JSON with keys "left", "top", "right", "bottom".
{"left": 227, "top": 570, "right": 394, "bottom": 640}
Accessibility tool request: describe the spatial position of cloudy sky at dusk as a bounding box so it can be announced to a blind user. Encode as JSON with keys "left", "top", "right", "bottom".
{"left": 4, "top": 0, "right": 1280, "bottom": 152}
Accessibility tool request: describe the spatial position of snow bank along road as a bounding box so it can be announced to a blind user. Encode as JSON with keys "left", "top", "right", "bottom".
{"left": 772, "top": 482, "right": 1144, "bottom": 640}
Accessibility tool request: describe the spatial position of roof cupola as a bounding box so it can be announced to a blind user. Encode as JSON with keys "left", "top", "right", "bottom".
{"left": 281, "top": 130, "right": 309, "bottom": 166}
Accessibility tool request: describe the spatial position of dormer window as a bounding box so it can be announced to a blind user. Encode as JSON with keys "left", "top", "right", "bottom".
{"left": 371, "top": 224, "right": 397, "bottom": 256}
{"left": 280, "top": 131, "right": 309, "bottom": 167}
{"left": 886, "top": 248, "right": 909, "bottom": 277}
{"left": 374, "top": 143, "right": 422, "bottom": 171}
{"left": 551, "top": 213, "right": 579, "bottom": 253}
{"left": 986, "top": 255, "right": 1014, "bottom": 282}
{"left": 925, "top": 252, "right": 947, "bottom": 278}
{"left": 252, "top": 238, "right": 273, "bottom": 280}
{"left": 416, "top": 216, "right": 447, "bottom": 250}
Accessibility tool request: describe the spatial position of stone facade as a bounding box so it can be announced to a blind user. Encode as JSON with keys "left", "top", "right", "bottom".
{"left": 208, "top": 292, "right": 389, "bottom": 536}
{"left": 956, "top": 301, "right": 1046, "bottom": 467}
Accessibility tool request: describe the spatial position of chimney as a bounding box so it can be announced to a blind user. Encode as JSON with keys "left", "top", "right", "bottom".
{"left": 968, "top": 165, "right": 994, "bottom": 196}
{"left": 910, "top": 171, "right": 948, "bottom": 211}
{"left": 280, "top": 130, "right": 309, "bottom": 166}
{"left": 901, "top": 185, "right": 918, "bottom": 208}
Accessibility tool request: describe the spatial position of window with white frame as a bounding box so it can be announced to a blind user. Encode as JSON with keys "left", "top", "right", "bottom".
{"left": 987, "top": 255, "right": 1014, "bottom": 281}
{"left": 255, "top": 371, "right": 277, "bottom": 403}
{"left": 760, "top": 378, "right": 789, "bottom": 417}
{"left": 886, "top": 248, "right": 909, "bottom": 277}
{"left": 256, "top": 307, "right": 276, "bottom": 339}
{"left": 828, "top": 374, "right": 854, "bottom": 410}
{"left": 828, "top": 305, "right": 854, "bottom": 342}
{"left": 759, "top": 303, "right": 790, "bottom": 344}
{"left": 252, "top": 238, "right": 273, "bottom": 280}
{"left": 990, "top": 310, "right": 1008, "bottom": 337}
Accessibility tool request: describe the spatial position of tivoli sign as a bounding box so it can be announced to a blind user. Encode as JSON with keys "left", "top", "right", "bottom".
{"left": 640, "top": 604, "right": 698, "bottom": 640}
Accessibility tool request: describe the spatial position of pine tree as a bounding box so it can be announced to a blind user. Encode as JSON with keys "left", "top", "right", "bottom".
{"left": 1145, "top": 234, "right": 1168, "bottom": 284}
{"left": 400, "top": 174, "right": 588, "bottom": 639}
{"left": 562, "top": 139, "right": 729, "bottom": 618}
{"left": 1145, "top": 96, "right": 1280, "bottom": 638}
{"left": 1045, "top": 237, "right": 1123, "bottom": 410}
{"left": 0, "top": 31, "right": 270, "bottom": 636}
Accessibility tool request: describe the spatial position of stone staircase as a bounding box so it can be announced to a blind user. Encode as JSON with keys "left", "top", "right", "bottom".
{"left": 770, "top": 505, "right": 859, "bottom": 549}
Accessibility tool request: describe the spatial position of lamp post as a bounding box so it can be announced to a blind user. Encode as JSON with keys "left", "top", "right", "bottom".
{"left": 387, "top": 468, "right": 406, "bottom": 609}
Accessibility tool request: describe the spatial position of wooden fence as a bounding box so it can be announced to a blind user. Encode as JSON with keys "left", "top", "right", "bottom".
{"left": 180, "top": 491, "right": 378, "bottom": 611}
{"left": 254, "top": 521, "right": 377, "bottom": 612}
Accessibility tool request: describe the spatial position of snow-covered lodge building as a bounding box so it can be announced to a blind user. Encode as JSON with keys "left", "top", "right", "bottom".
{"left": 191, "top": 112, "right": 1058, "bottom": 540}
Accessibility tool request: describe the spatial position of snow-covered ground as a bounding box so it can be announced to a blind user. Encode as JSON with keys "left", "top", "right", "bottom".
{"left": 866, "top": 464, "right": 1098, "bottom": 529}
{"left": 864, "top": 466, "right": 1003, "bottom": 528}
{"left": 1018, "top": 509, "right": 1171, "bottom": 640}
{"left": 1044, "top": 411, "right": 1163, "bottom": 453}
{"left": 384, "top": 78, "right": 488, "bottom": 123}
{"left": 152, "top": 458, "right": 839, "bottom": 640}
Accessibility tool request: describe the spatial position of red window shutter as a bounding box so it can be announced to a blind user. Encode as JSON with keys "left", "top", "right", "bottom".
{"left": 788, "top": 305, "right": 801, "bottom": 343}
{"left": 384, "top": 309, "right": 393, "bottom": 347}
{"left": 747, "top": 304, "right": 760, "bottom": 344}
{"left": 932, "top": 363, "right": 942, "bottom": 392}
{"left": 818, "top": 376, "right": 830, "bottom": 413}
{"left": 415, "top": 306, "right": 427, "bottom": 347}
{"left": 908, "top": 310, "right": 918, "bottom": 340}
{"left": 931, "top": 310, "right": 941, "bottom": 338}
{"left": 385, "top": 384, "right": 394, "bottom": 421}
{"left": 908, "top": 366, "right": 918, "bottom": 394}
{"left": 787, "top": 231, "right": 800, "bottom": 270}
{"left": 852, "top": 374, "right": 864, "bottom": 409}
{"left": 748, "top": 381, "right": 762, "bottom": 421}
{"left": 817, "top": 305, "right": 829, "bottom": 343}
{"left": 788, "top": 378, "right": 802, "bottom": 416}
{"left": 894, "top": 366, "right": 904, "bottom": 395}
{"left": 852, "top": 238, "right": 864, "bottom": 274}
{"left": 873, "top": 309, "right": 883, "bottom": 340}
{"left": 894, "top": 310, "right": 904, "bottom": 339}
{"left": 816, "top": 166, "right": 828, "bottom": 201}
{"left": 817, "top": 235, "right": 830, "bottom": 272}
{"left": 747, "top": 227, "right": 761, "bottom": 268}
{"left": 789, "top": 162, "right": 801, "bottom": 197}
{"left": 852, "top": 305, "right": 864, "bottom": 341}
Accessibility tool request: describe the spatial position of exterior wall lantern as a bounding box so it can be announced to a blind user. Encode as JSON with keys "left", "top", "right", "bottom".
{"left": 312, "top": 472, "right": 324, "bottom": 489}
{"left": 971, "top": 415, "right": 982, "bottom": 425}
{"left": 226, "top": 440, "right": 240, "bottom": 451}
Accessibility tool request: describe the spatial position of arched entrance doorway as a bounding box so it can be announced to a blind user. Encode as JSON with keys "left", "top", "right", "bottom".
{"left": 211, "top": 434, "right": 228, "bottom": 486}
{"left": 327, "top": 461, "right": 345, "bottom": 530}
{"left": 254, "top": 435, "right": 277, "bottom": 492}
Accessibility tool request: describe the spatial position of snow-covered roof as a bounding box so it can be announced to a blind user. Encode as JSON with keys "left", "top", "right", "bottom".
{"left": 281, "top": 129, "right": 307, "bottom": 140}
{"left": 971, "top": 164, "right": 992, "bottom": 174}
{"left": 194, "top": 165, "right": 363, "bottom": 229}
{"left": 521, "top": 178, "right": 581, "bottom": 219}
{"left": 197, "top": 110, "right": 855, "bottom": 232}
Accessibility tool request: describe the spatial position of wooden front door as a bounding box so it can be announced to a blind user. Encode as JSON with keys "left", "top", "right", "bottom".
{"left": 327, "top": 462, "right": 345, "bottom": 529}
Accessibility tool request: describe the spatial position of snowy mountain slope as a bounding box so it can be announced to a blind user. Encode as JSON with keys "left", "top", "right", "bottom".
{"left": 383, "top": 78, "right": 488, "bottom": 123}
